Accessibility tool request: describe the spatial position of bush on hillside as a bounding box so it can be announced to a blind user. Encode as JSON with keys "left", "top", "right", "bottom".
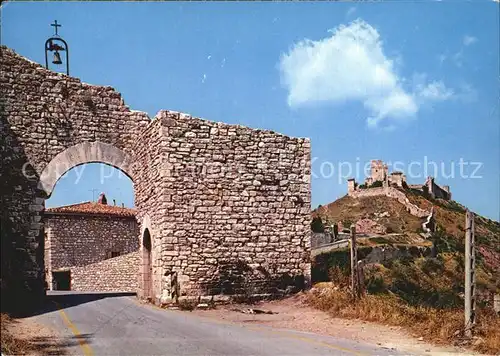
{"left": 369, "top": 181, "right": 383, "bottom": 188}
{"left": 311, "top": 216, "right": 325, "bottom": 233}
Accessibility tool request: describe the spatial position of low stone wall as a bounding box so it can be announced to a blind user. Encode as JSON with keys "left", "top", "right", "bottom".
{"left": 363, "top": 245, "right": 432, "bottom": 264}
{"left": 70, "top": 251, "right": 139, "bottom": 292}
{"left": 312, "top": 244, "right": 432, "bottom": 282}
{"left": 311, "top": 233, "right": 332, "bottom": 248}
{"left": 311, "top": 239, "right": 350, "bottom": 257}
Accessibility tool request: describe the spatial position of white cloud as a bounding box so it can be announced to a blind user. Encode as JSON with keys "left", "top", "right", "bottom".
{"left": 415, "top": 80, "right": 454, "bottom": 101}
{"left": 463, "top": 35, "right": 477, "bottom": 46}
{"left": 279, "top": 19, "right": 453, "bottom": 129}
{"left": 346, "top": 7, "right": 357, "bottom": 18}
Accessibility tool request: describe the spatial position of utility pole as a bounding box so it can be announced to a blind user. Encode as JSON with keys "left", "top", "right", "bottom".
{"left": 116, "top": 187, "right": 122, "bottom": 207}
{"left": 350, "top": 225, "right": 359, "bottom": 299}
{"left": 465, "top": 209, "right": 476, "bottom": 338}
{"left": 88, "top": 188, "right": 98, "bottom": 202}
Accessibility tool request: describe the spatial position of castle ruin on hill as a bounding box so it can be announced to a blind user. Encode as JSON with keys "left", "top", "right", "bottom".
{"left": 347, "top": 160, "right": 452, "bottom": 201}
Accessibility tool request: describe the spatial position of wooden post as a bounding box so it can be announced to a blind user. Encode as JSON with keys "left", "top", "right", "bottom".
{"left": 357, "top": 260, "right": 365, "bottom": 297}
{"left": 465, "top": 209, "right": 476, "bottom": 338}
{"left": 350, "top": 225, "right": 358, "bottom": 299}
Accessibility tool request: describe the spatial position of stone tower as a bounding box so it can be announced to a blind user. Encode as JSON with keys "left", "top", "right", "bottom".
{"left": 370, "top": 160, "right": 388, "bottom": 183}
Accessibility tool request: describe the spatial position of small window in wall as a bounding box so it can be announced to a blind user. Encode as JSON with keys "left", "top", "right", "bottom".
{"left": 106, "top": 250, "right": 121, "bottom": 259}
{"left": 52, "top": 271, "right": 71, "bottom": 291}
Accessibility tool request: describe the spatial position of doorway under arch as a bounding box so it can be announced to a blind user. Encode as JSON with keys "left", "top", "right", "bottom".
{"left": 142, "top": 228, "right": 153, "bottom": 300}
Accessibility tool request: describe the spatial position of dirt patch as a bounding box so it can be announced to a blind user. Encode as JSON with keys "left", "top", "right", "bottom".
{"left": 191, "top": 294, "right": 477, "bottom": 355}
{"left": 1, "top": 313, "right": 68, "bottom": 355}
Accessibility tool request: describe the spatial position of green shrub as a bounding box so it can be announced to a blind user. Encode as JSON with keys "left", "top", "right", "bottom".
{"left": 369, "top": 181, "right": 383, "bottom": 188}
{"left": 311, "top": 216, "right": 325, "bottom": 233}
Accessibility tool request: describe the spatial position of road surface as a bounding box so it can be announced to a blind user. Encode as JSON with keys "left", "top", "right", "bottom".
{"left": 31, "top": 291, "right": 407, "bottom": 356}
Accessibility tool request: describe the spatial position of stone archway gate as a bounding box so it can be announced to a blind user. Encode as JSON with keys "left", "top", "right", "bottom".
{"left": 1, "top": 46, "right": 311, "bottom": 310}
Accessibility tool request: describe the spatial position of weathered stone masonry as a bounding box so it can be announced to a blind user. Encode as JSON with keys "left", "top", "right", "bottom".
{"left": 134, "top": 111, "right": 311, "bottom": 303}
{"left": 44, "top": 200, "right": 139, "bottom": 291}
{"left": 1, "top": 46, "right": 148, "bottom": 309}
{"left": 1, "top": 46, "right": 311, "bottom": 309}
{"left": 71, "top": 252, "right": 140, "bottom": 293}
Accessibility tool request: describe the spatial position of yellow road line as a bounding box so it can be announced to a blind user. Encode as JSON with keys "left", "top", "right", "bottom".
{"left": 53, "top": 301, "right": 94, "bottom": 356}
{"left": 247, "top": 325, "right": 369, "bottom": 356}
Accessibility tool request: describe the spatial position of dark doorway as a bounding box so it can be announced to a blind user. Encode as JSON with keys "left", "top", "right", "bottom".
{"left": 142, "top": 229, "right": 152, "bottom": 299}
{"left": 52, "top": 271, "right": 71, "bottom": 290}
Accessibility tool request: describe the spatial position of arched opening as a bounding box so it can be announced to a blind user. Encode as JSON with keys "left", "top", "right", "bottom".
{"left": 39, "top": 141, "right": 133, "bottom": 198}
{"left": 40, "top": 142, "right": 139, "bottom": 294}
{"left": 142, "top": 228, "right": 153, "bottom": 300}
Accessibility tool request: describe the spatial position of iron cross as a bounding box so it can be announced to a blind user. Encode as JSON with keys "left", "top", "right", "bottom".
{"left": 51, "top": 20, "right": 61, "bottom": 36}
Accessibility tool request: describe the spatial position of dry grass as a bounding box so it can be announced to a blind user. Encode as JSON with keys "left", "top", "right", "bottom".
{"left": 310, "top": 187, "right": 500, "bottom": 354}
{"left": 1, "top": 313, "right": 30, "bottom": 355}
{"left": 1, "top": 313, "right": 72, "bottom": 355}
{"left": 314, "top": 195, "right": 425, "bottom": 234}
{"left": 308, "top": 286, "right": 499, "bottom": 354}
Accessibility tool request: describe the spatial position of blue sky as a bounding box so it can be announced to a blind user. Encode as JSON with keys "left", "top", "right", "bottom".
{"left": 2, "top": 1, "right": 499, "bottom": 220}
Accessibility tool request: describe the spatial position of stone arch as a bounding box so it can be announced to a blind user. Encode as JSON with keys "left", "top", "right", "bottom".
{"left": 38, "top": 141, "right": 133, "bottom": 198}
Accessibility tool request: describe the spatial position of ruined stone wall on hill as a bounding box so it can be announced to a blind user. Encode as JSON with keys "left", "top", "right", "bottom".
{"left": 70, "top": 251, "right": 139, "bottom": 292}
{"left": 349, "top": 187, "right": 429, "bottom": 218}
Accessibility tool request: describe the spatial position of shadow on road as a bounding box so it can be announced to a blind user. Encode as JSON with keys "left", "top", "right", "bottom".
{"left": 14, "top": 291, "right": 136, "bottom": 318}
{"left": 1, "top": 312, "right": 94, "bottom": 355}
{"left": 23, "top": 333, "right": 94, "bottom": 355}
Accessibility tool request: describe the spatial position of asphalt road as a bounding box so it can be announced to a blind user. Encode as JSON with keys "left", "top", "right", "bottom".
{"left": 34, "top": 291, "right": 408, "bottom": 356}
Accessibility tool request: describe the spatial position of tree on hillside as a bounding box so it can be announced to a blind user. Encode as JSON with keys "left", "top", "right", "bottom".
{"left": 311, "top": 216, "right": 325, "bottom": 233}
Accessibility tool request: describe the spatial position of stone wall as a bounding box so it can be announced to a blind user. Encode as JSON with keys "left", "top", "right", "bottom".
{"left": 425, "top": 177, "right": 452, "bottom": 200}
{"left": 349, "top": 187, "right": 429, "bottom": 218}
{"left": 136, "top": 111, "right": 311, "bottom": 303}
{"left": 1, "top": 46, "right": 149, "bottom": 309}
{"left": 1, "top": 46, "right": 312, "bottom": 308}
{"left": 311, "top": 233, "right": 333, "bottom": 248}
{"left": 44, "top": 213, "right": 139, "bottom": 289}
{"left": 132, "top": 117, "right": 167, "bottom": 301}
{"left": 71, "top": 252, "right": 139, "bottom": 292}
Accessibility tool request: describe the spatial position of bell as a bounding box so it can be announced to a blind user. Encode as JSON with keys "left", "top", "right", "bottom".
{"left": 52, "top": 50, "right": 62, "bottom": 65}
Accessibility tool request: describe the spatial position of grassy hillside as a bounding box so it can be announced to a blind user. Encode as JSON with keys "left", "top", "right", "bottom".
{"left": 313, "top": 195, "right": 424, "bottom": 234}
{"left": 309, "top": 189, "right": 500, "bottom": 353}
{"left": 312, "top": 189, "right": 499, "bottom": 275}
{"left": 406, "top": 190, "right": 500, "bottom": 272}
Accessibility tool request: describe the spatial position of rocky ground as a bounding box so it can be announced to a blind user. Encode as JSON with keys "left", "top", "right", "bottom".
{"left": 191, "top": 293, "right": 479, "bottom": 356}
{"left": 1, "top": 313, "right": 67, "bottom": 355}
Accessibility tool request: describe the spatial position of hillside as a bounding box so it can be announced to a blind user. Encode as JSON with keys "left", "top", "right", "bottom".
{"left": 312, "top": 188, "right": 499, "bottom": 274}
{"left": 313, "top": 194, "right": 424, "bottom": 234}
{"left": 309, "top": 188, "right": 499, "bottom": 353}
